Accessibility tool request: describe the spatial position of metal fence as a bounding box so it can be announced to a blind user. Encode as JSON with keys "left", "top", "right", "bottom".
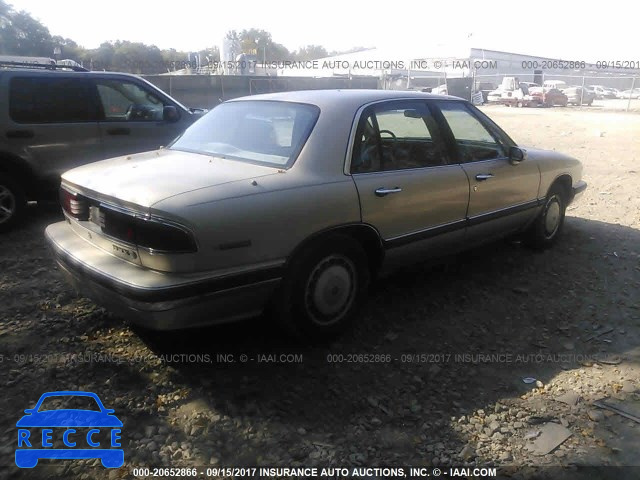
{"left": 143, "top": 72, "right": 639, "bottom": 111}
{"left": 143, "top": 74, "right": 378, "bottom": 109}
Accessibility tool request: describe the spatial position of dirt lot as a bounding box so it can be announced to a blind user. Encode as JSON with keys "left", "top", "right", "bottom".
{"left": 0, "top": 106, "right": 639, "bottom": 480}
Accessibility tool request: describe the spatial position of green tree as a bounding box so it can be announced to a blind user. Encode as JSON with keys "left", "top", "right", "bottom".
{"left": 10, "top": 11, "right": 52, "bottom": 55}
{"left": 0, "top": 2, "right": 54, "bottom": 56}
{"left": 0, "top": 1, "right": 14, "bottom": 54}
{"left": 293, "top": 45, "right": 328, "bottom": 61}
{"left": 110, "top": 41, "right": 165, "bottom": 74}
{"left": 329, "top": 46, "right": 370, "bottom": 56}
{"left": 237, "top": 28, "right": 290, "bottom": 62}
{"left": 87, "top": 42, "right": 115, "bottom": 71}
{"left": 51, "top": 35, "right": 82, "bottom": 61}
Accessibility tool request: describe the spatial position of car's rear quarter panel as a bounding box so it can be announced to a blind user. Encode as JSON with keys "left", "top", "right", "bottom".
{"left": 152, "top": 173, "right": 362, "bottom": 272}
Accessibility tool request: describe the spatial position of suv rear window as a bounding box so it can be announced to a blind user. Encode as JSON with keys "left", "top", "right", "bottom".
{"left": 9, "top": 77, "right": 95, "bottom": 123}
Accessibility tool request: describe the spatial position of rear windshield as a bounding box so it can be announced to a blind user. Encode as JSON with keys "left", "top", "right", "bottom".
{"left": 38, "top": 395, "right": 101, "bottom": 412}
{"left": 170, "top": 100, "right": 319, "bottom": 168}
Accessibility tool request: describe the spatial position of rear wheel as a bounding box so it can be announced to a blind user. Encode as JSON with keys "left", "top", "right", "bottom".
{"left": 0, "top": 173, "right": 27, "bottom": 233}
{"left": 274, "top": 234, "right": 370, "bottom": 341}
{"left": 523, "top": 184, "right": 567, "bottom": 250}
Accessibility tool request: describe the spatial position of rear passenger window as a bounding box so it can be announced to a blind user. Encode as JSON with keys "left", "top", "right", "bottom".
{"left": 9, "top": 77, "right": 95, "bottom": 123}
{"left": 351, "top": 101, "right": 448, "bottom": 173}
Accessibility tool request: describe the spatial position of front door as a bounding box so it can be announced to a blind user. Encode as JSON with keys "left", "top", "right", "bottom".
{"left": 350, "top": 100, "right": 470, "bottom": 267}
{"left": 93, "top": 78, "right": 185, "bottom": 158}
{"left": 435, "top": 101, "right": 540, "bottom": 243}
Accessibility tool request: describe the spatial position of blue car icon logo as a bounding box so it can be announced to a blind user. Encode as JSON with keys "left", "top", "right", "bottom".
{"left": 16, "top": 391, "right": 123, "bottom": 468}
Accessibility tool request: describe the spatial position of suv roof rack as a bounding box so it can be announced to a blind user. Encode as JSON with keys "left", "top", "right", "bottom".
{"left": 0, "top": 60, "right": 89, "bottom": 72}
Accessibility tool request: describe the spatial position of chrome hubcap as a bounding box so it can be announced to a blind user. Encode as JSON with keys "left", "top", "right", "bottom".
{"left": 544, "top": 196, "right": 561, "bottom": 238}
{"left": 0, "top": 185, "right": 16, "bottom": 224}
{"left": 305, "top": 255, "right": 356, "bottom": 326}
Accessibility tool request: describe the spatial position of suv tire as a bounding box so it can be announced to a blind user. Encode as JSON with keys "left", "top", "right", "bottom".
{"left": 0, "top": 173, "right": 26, "bottom": 233}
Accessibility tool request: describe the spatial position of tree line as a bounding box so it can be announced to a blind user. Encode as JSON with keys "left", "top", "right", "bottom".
{"left": 0, "top": 1, "right": 366, "bottom": 74}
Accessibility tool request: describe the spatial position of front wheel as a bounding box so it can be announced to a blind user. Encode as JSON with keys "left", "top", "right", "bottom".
{"left": 273, "top": 234, "right": 370, "bottom": 341}
{"left": 523, "top": 185, "right": 567, "bottom": 250}
{"left": 0, "top": 173, "right": 27, "bottom": 233}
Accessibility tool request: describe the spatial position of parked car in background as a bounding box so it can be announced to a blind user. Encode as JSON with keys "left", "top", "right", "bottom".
{"left": 618, "top": 88, "right": 640, "bottom": 99}
{"left": 476, "top": 82, "right": 497, "bottom": 103}
{"left": 589, "top": 85, "right": 617, "bottom": 99}
{"left": 0, "top": 61, "right": 206, "bottom": 232}
{"left": 542, "top": 80, "right": 568, "bottom": 91}
{"left": 529, "top": 87, "right": 568, "bottom": 107}
{"left": 432, "top": 84, "right": 448, "bottom": 95}
{"left": 487, "top": 79, "right": 539, "bottom": 107}
{"left": 563, "top": 86, "right": 596, "bottom": 105}
{"left": 46, "top": 89, "right": 587, "bottom": 340}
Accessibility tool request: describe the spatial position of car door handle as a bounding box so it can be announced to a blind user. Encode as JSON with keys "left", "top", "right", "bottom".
{"left": 6, "top": 129, "right": 34, "bottom": 139}
{"left": 106, "top": 127, "right": 131, "bottom": 135}
{"left": 475, "top": 173, "right": 494, "bottom": 181}
{"left": 375, "top": 187, "right": 402, "bottom": 197}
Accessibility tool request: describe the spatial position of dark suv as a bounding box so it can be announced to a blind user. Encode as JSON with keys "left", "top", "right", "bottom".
{"left": 0, "top": 62, "right": 204, "bottom": 231}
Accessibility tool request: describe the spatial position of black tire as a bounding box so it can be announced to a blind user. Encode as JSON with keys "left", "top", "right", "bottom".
{"left": 274, "top": 234, "right": 370, "bottom": 341}
{"left": 523, "top": 184, "right": 567, "bottom": 250}
{"left": 0, "top": 173, "right": 27, "bottom": 233}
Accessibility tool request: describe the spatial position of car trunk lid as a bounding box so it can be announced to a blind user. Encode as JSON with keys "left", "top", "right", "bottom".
{"left": 62, "top": 149, "right": 278, "bottom": 208}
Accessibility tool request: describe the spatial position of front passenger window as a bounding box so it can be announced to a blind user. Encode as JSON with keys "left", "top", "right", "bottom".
{"left": 437, "top": 102, "right": 505, "bottom": 162}
{"left": 96, "top": 80, "right": 166, "bottom": 122}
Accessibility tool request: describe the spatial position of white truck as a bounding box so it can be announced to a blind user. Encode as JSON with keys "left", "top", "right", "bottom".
{"left": 487, "top": 77, "right": 539, "bottom": 107}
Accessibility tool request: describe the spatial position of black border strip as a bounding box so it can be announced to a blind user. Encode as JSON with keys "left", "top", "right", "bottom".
{"left": 385, "top": 200, "right": 539, "bottom": 249}
{"left": 467, "top": 199, "right": 540, "bottom": 226}
{"left": 52, "top": 246, "right": 282, "bottom": 303}
{"left": 385, "top": 220, "right": 467, "bottom": 249}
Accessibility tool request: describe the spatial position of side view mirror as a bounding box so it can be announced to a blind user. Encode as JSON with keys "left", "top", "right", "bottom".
{"left": 163, "top": 105, "right": 179, "bottom": 123}
{"left": 509, "top": 146, "right": 527, "bottom": 164}
{"left": 24, "top": 409, "right": 35, "bottom": 414}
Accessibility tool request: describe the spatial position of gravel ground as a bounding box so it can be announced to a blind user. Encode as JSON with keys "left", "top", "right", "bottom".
{"left": 0, "top": 106, "right": 639, "bottom": 480}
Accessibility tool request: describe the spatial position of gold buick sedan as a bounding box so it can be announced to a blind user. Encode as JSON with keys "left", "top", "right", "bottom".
{"left": 46, "top": 90, "right": 586, "bottom": 340}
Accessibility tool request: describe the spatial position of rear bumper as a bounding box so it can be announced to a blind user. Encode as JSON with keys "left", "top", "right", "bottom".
{"left": 45, "top": 221, "right": 282, "bottom": 330}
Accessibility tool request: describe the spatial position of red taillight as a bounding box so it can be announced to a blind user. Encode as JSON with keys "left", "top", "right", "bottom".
{"left": 101, "top": 207, "right": 197, "bottom": 253}
{"left": 59, "top": 187, "right": 89, "bottom": 220}
{"left": 133, "top": 216, "right": 197, "bottom": 253}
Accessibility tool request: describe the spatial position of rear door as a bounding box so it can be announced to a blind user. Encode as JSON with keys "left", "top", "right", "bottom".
{"left": 350, "top": 100, "right": 470, "bottom": 266}
{"left": 93, "top": 77, "right": 186, "bottom": 158}
{"left": 433, "top": 100, "right": 540, "bottom": 243}
{"left": 4, "top": 73, "right": 101, "bottom": 192}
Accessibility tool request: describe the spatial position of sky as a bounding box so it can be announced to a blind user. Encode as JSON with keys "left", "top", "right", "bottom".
{"left": 10, "top": 0, "right": 640, "bottom": 62}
